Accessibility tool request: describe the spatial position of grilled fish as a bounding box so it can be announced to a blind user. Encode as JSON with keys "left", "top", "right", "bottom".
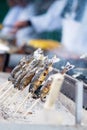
{"left": 19, "top": 68, "right": 37, "bottom": 90}
{"left": 9, "top": 48, "right": 44, "bottom": 81}
{"left": 29, "top": 61, "right": 52, "bottom": 94}
{"left": 33, "top": 69, "right": 59, "bottom": 99}
{"left": 14, "top": 59, "right": 42, "bottom": 89}
{"left": 34, "top": 63, "right": 74, "bottom": 101}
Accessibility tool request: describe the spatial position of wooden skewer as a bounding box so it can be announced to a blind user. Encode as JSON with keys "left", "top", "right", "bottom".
{"left": 6, "top": 87, "right": 28, "bottom": 106}
{"left": 0, "top": 81, "right": 12, "bottom": 93}
{"left": 4, "top": 85, "right": 28, "bottom": 106}
{"left": 14, "top": 93, "right": 32, "bottom": 115}
{"left": 0, "top": 85, "right": 13, "bottom": 99}
{"left": 1, "top": 88, "right": 18, "bottom": 105}
{"left": 24, "top": 98, "right": 40, "bottom": 117}
{"left": 4, "top": 90, "right": 20, "bottom": 106}
{"left": 0, "top": 88, "right": 14, "bottom": 104}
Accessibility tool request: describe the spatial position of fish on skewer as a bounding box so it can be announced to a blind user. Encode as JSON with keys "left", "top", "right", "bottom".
{"left": 14, "top": 59, "right": 43, "bottom": 89}
{"left": 14, "top": 56, "right": 59, "bottom": 114}
{"left": 14, "top": 57, "right": 48, "bottom": 90}
{"left": 22, "top": 56, "right": 59, "bottom": 96}
{"left": 33, "top": 62, "right": 75, "bottom": 101}
{"left": 19, "top": 56, "right": 49, "bottom": 90}
{"left": 1, "top": 56, "right": 47, "bottom": 105}
{"left": 8, "top": 55, "right": 32, "bottom": 80}
{"left": 22, "top": 63, "right": 74, "bottom": 116}
{"left": 0, "top": 49, "right": 44, "bottom": 102}
{"left": 13, "top": 55, "right": 38, "bottom": 80}
{"left": 14, "top": 56, "right": 48, "bottom": 90}
{"left": 19, "top": 68, "right": 37, "bottom": 90}
{"left": 29, "top": 62, "right": 52, "bottom": 94}
{"left": 8, "top": 48, "right": 44, "bottom": 87}
{"left": 8, "top": 48, "right": 44, "bottom": 81}
{"left": 1, "top": 52, "right": 59, "bottom": 114}
{"left": 29, "top": 55, "right": 59, "bottom": 94}
{"left": 1, "top": 68, "right": 37, "bottom": 105}
{"left": 14, "top": 64, "right": 52, "bottom": 114}
{"left": 2, "top": 57, "right": 48, "bottom": 106}
{"left": 33, "top": 68, "right": 59, "bottom": 99}
{"left": 8, "top": 56, "right": 33, "bottom": 82}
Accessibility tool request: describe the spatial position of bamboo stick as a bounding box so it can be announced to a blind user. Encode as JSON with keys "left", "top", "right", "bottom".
{"left": 4, "top": 90, "right": 20, "bottom": 106}
{"left": 14, "top": 93, "right": 32, "bottom": 115}
{"left": 24, "top": 98, "right": 40, "bottom": 117}
{"left": 0, "top": 85, "right": 13, "bottom": 99}
{"left": 0, "top": 81, "right": 12, "bottom": 93}
{"left": 0, "top": 90, "right": 13, "bottom": 104}
{"left": 1, "top": 88, "right": 18, "bottom": 105}
{"left": 6, "top": 87, "right": 28, "bottom": 106}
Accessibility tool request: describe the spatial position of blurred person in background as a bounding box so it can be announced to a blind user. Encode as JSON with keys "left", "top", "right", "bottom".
{"left": 1, "top": 0, "right": 37, "bottom": 47}
{"left": 13, "top": 0, "right": 67, "bottom": 41}
{"left": 14, "top": 0, "right": 67, "bottom": 32}
{"left": 1, "top": 0, "right": 23, "bottom": 35}
{"left": 13, "top": 0, "right": 87, "bottom": 55}
{"left": 15, "top": 0, "right": 37, "bottom": 47}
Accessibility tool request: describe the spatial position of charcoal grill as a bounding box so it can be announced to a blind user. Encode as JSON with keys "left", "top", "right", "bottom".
{"left": 61, "top": 74, "right": 87, "bottom": 109}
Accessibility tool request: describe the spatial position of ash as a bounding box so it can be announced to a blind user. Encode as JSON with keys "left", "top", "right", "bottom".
{"left": 0, "top": 85, "right": 75, "bottom": 125}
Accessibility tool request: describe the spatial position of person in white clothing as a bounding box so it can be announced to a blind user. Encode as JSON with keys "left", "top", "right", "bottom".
{"left": 1, "top": 0, "right": 37, "bottom": 47}
{"left": 14, "top": 0, "right": 67, "bottom": 33}
{"left": 15, "top": 0, "right": 37, "bottom": 46}
{"left": 1, "top": 0, "right": 23, "bottom": 35}
{"left": 62, "top": 0, "right": 87, "bottom": 55}
{"left": 14, "top": 0, "right": 87, "bottom": 54}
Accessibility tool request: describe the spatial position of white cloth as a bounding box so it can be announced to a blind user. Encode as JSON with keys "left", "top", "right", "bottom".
{"left": 30, "top": 0, "right": 67, "bottom": 33}
{"left": 1, "top": 6, "right": 23, "bottom": 34}
{"left": 16, "top": 3, "right": 37, "bottom": 46}
{"left": 62, "top": 5, "right": 87, "bottom": 55}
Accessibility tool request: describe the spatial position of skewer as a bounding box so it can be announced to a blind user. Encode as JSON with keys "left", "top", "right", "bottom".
{"left": 5, "top": 87, "right": 27, "bottom": 106}
{"left": 1, "top": 88, "right": 18, "bottom": 105}
{"left": 0, "top": 85, "right": 13, "bottom": 99}
{"left": 14, "top": 93, "right": 32, "bottom": 115}
{"left": 4, "top": 90, "right": 20, "bottom": 106}
{"left": 24, "top": 98, "right": 40, "bottom": 117}
{"left": 0, "top": 81, "right": 12, "bottom": 93}
{"left": 0, "top": 88, "right": 15, "bottom": 104}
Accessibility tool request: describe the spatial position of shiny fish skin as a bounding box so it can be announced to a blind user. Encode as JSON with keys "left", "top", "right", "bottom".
{"left": 14, "top": 60, "right": 42, "bottom": 89}
{"left": 29, "top": 62, "right": 52, "bottom": 94}
{"left": 10, "top": 54, "right": 34, "bottom": 79}
{"left": 40, "top": 79, "right": 52, "bottom": 101}
{"left": 9, "top": 49, "right": 44, "bottom": 83}
{"left": 33, "top": 69, "right": 59, "bottom": 99}
{"left": 19, "top": 70, "right": 37, "bottom": 90}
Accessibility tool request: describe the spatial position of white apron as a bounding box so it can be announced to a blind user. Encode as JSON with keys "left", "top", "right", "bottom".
{"left": 62, "top": 6, "right": 87, "bottom": 55}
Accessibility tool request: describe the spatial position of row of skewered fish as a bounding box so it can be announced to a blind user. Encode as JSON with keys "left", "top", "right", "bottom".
{"left": 8, "top": 48, "right": 74, "bottom": 101}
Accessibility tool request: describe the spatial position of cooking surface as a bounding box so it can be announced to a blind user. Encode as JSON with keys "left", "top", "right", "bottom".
{"left": 0, "top": 73, "right": 75, "bottom": 125}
